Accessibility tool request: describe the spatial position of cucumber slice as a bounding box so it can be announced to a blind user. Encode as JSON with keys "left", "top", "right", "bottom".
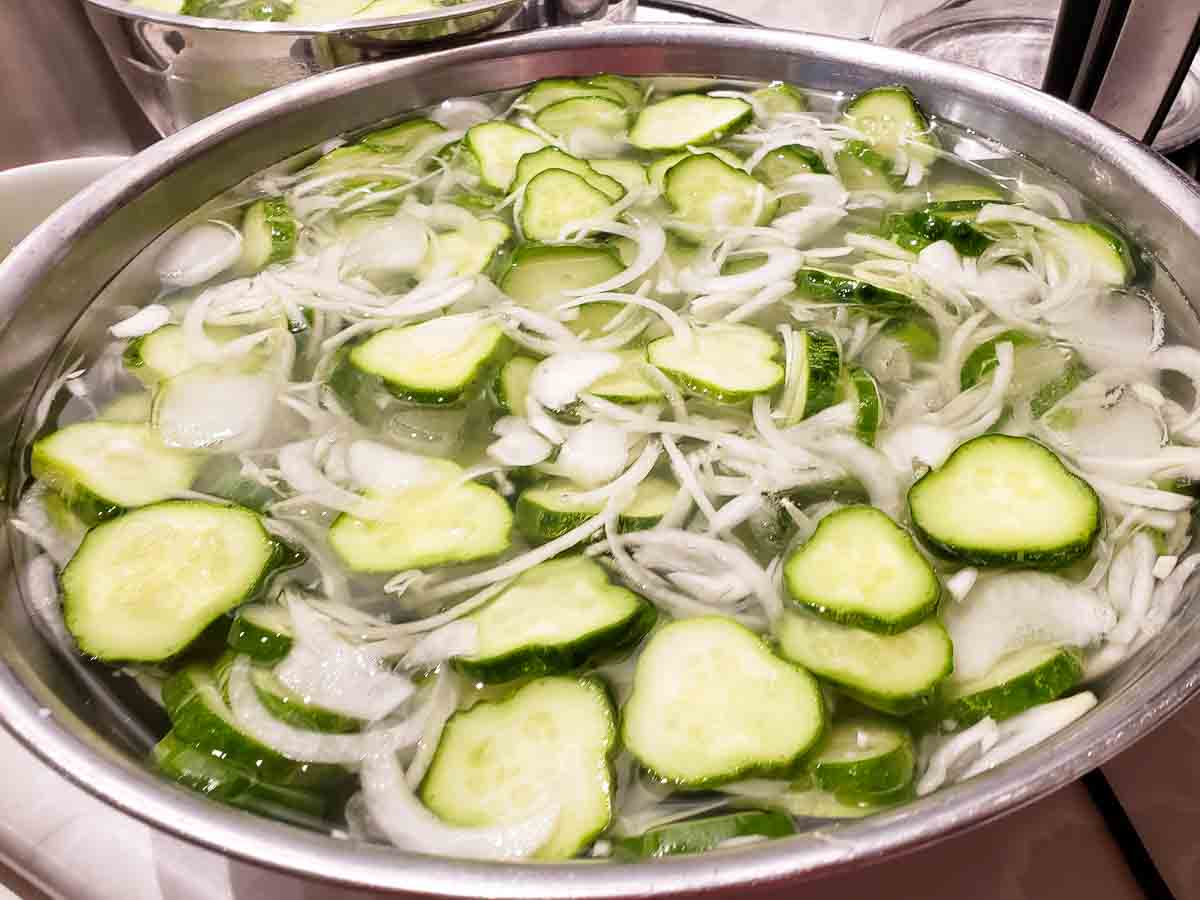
{"left": 613, "top": 809, "right": 795, "bottom": 859}
{"left": 464, "top": 122, "right": 548, "bottom": 192}
{"left": 153, "top": 732, "right": 328, "bottom": 822}
{"left": 457, "top": 556, "right": 655, "bottom": 683}
{"left": 794, "top": 268, "right": 917, "bottom": 311}
{"left": 588, "top": 349, "right": 664, "bottom": 404}
{"left": 783, "top": 506, "right": 940, "bottom": 634}
{"left": 499, "top": 243, "right": 624, "bottom": 310}
{"left": 776, "top": 612, "right": 953, "bottom": 716}
{"left": 835, "top": 141, "right": 899, "bottom": 191}
{"left": 780, "top": 328, "right": 841, "bottom": 424}
{"left": 928, "top": 182, "right": 1008, "bottom": 203}
{"left": 884, "top": 207, "right": 992, "bottom": 256}
{"left": 753, "top": 82, "right": 808, "bottom": 116}
{"left": 939, "top": 643, "right": 1082, "bottom": 729}
{"left": 535, "top": 97, "right": 630, "bottom": 138}
{"left": 883, "top": 316, "right": 940, "bottom": 361}
{"left": 587, "top": 159, "right": 649, "bottom": 194}
{"left": 360, "top": 117, "right": 445, "bottom": 153}
{"left": 843, "top": 366, "right": 883, "bottom": 446}
{"left": 345, "top": 316, "right": 508, "bottom": 405}
{"left": 519, "top": 169, "right": 615, "bottom": 242}
{"left": 583, "top": 74, "right": 644, "bottom": 109}
{"left": 193, "top": 454, "right": 277, "bottom": 514}
{"left": 908, "top": 435, "right": 1102, "bottom": 568}
{"left": 151, "top": 370, "right": 276, "bottom": 452}
{"left": 841, "top": 85, "right": 938, "bottom": 166}
{"left": 237, "top": 198, "right": 296, "bottom": 274}
{"left": 180, "top": 0, "right": 289, "bottom": 21}
{"left": 753, "top": 145, "right": 828, "bottom": 185}
{"left": 250, "top": 666, "right": 363, "bottom": 734}
{"left": 961, "top": 332, "right": 1090, "bottom": 419}
{"left": 1054, "top": 219, "right": 1136, "bottom": 286}
{"left": 806, "top": 716, "right": 915, "bottom": 800}
{"left": 31, "top": 422, "right": 200, "bottom": 524}
{"left": 663, "top": 153, "right": 777, "bottom": 232}
{"left": 97, "top": 391, "right": 154, "bottom": 424}
{"left": 62, "top": 501, "right": 300, "bottom": 662}
{"left": 328, "top": 476, "right": 512, "bottom": 573}
{"left": 493, "top": 355, "right": 537, "bottom": 417}
{"left": 520, "top": 78, "right": 627, "bottom": 113}
{"left": 420, "top": 219, "right": 511, "bottom": 278}
{"left": 514, "top": 475, "right": 677, "bottom": 543}
{"left": 648, "top": 324, "right": 783, "bottom": 403}
{"left": 629, "top": 94, "right": 754, "bottom": 151}
{"left": 647, "top": 147, "right": 743, "bottom": 194}
{"left": 622, "top": 617, "right": 825, "bottom": 787}
{"left": 123, "top": 324, "right": 268, "bottom": 384}
{"left": 421, "top": 676, "right": 617, "bottom": 860}
{"left": 162, "top": 665, "right": 346, "bottom": 789}
{"left": 514, "top": 147, "right": 626, "bottom": 201}
{"left": 228, "top": 604, "right": 294, "bottom": 663}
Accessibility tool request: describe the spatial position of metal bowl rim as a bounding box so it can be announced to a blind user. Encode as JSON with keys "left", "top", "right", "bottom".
{"left": 3, "top": 22, "right": 1200, "bottom": 897}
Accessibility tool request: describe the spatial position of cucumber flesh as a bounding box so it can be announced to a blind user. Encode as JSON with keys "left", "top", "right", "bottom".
{"left": 841, "top": 85, "right": 938, "bottom": 167}
{"left": 588, "top": 349, "right": 664, "bottom": 405}
{"left": 514, "top": 147, "right": 626, "bottom": 201}
{"left": 836, "top": 141, "right": 899, "bottom": 191}
{"left": 251, "top": 666, "right": 363, "bottom": 734}
{"left": 420, "top": 219, "right": 511, "bottom": 279}
{"left": 228, "top": 604, "right": 294, "bottom": 663}
{"left": 583, "top": 74, "right": 643, "bottom": 109}
{"left": 752, "top": 83, "right": 808, "bottom": 116}
{"left": 465, "top": 122, "right": 548, "bottom": 192}
{"left": 124, "top": 323, "right": 268, "bottom": 384}
{"left": 648, "top": 324, "right": 783, "bottom": 403}
{"left": 663, "top": 153, "right": 776, "bottom": 233}
{"left": 614, "top": 810, "right": 795, "bottom": 858}
{"left": 1054, "top": 219, "right": 1136, "bottom": 286}
{"left": 586, "top": 159, "right": 648, "bottom": 194}
{"left": 629, "top": 94, "right": 753, "bottom": 151}
{"left": 520, "top": 78, "right": 627, "bottom": 113}
{"left": 939, "top": 643, "right": 1082, "bottom": 729}
{"left": 499, "top": 243, "right": 624, "bottom": 311}
{"left": 648, "top": 147, "right": 743, "bottom": 194}
{"left": 360, "top": 118, "right": 445, "bottom": 153}
{"left": 844, "top": 366, "right": 883, "bottom": 446}
{"left": 237, "top": 198, "right": 296, "bottom": 274}
{"left": 519, "top": 169, "right": 614, "bottom": 242}
{"left": 807, "top": 716, "right": 915, "bottom": 800}
{"left": 535, "top": 96, "right": 629, "bottom": 138}
{"left": 494, "top": 355, "right": 538, "bottom": 417}
{"left": 515, "top": 475, "right": 677, "bottom": 543}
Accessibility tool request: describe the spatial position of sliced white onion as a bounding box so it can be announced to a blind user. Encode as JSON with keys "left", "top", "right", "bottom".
{"left": 400, "top": 621, "right": 478, "bottom": 670}
{"left": 342, "top": 213, "right": 429, "bottom": 280}
{"left": 531, "top": 351, "right": 621, "bottom": 411}
{"left": 157, "top": 221, "right": 243, "bottom": 288}
{"left": 110, "top": 304, "right": 171, "bottom": 339}
{"left": 405, "top": 668, "right": 461, "bottom": 789}
{"left": 486, "top": 418, "right": 554, "bottom": 467}
{"left": 430, "top": 98, "right": 493, "bottom": 131}
{"left": 959, "top": 692, "right": 1097, "bottom": 780}
{"left": 346, "top": 440, "right": 450, "bottom": 493}
{"left": 945, "top": 568, "right": 979, "bottom": 604}
{"left": 916, "top": 719, "right": 999, "bottom": 796}
{"left": 154, "top": 373, "right": 275, "bottom": 452}
{"left": 562, "top": 217, "right": 666, "bottom": 297}
{"left": 555, "top": 422, "right": 630, "bottom": 487}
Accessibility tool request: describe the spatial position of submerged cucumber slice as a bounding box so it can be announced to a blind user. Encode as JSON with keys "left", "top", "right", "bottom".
{"left": 780, "top": 328, "right": 841, "bottom": 424}
{"left": 228, "top": 604, "right": 294, "bottom": 663}
{"left": 629, "top": 94, "right": 753, "bottom": 151}
{"left": 124, "top": 324, "right": 268, "bottom": 384}
{"left": 583, "top": 74, "right": 644, "bottom": 109}
{"left": 515, "top": 476, "right": 677, "bottom": 543}
{"left": 649, "top": 324, "right": 783, "bottom": 403}
{"left": 647, "top": 147, "right": 743, "bottom": 194}
{"left": 587, "top": 348, "right": 664, "bottom": 405}
{"left": 465, "top": 122, "right": 548, "bottom": 192}
{"left": 1054, "top": 219, "right": 1136, "bottom": 287}
{"left": 250, "top": 666, "right": 363, "bottom": 734}
{"left": 752, "top": 82, "right": 808, "bottom": 116}
{"left": 535, "top": 96, "right": 629, "bottom": 138}
{"left": 807, "top": 716, "right": 915, "bottom": 800}
{"left": 794, "top": 269, "right": 916, "bottom": 311}
{"left": 514, "top": 147, "right": 626, "bottom": 201}
{"left": 884, "top": 207, "right": 992, "bottom": 256}
{"left": 843, "top": 366, "right": 883, "bottom": 446}
{"left": 63, "top": 501, "right": 299, "bottom": 662}
{"left": 622, "top": 617, "right": 825, "bottom": 787}
{"left": 908, "top": 435, "right": 1102, "bottom": 568}
{"left": 587, "top": 159, "right": 648, "bottom": 194}
{"left": 961, "top": 332, "right": 1090, "bottom": 419}
{"left": 32, "top": 421, "right": 200, "bottom": 524}
{"left": 359, "top": 117, "right": 445, "bottom": 153}
{"left": 457, "top": 556, "right": 655, "bottom": 683}
{"left": 836, "top": 141, "right": 899, "bottom": 191}
{"left": 520, "top": 78, "right": 627, "bottom": 113}
{"left": 841, "top": 85, "right": 938, "bottom": 167}
{"left": 422, "top": 676, "right": 617, "bottom": 860}
{"left": 346, "top": 316, "right": 507, "bottom": 405}
{"left": 237, "top": 198, "right": 296, "bottom": 274}
{"left": 938, "top": 643, "right": 1082, "bottom": 729}
{"left": 784, "top": 506, "right": 940, "bottom": 634}
{"left": 499, "top": 243, "right": 624, "bottom": 310}
{"left": 777, "top": 612, "right": 954, "bottom": 716}
{"left": 520, "top": 169, "right": 615, "bottom": 242}
{"left": 663, "top": 153, "right": 776, "bottom": 233}
{"left": 493, "top": 355, "right": 538, "bottom": 417}
{"left": 421, "top": 219, "right": 511, "bottom": 279}
{"left": 613, "top": 809, "right": 795, "bottom": 859}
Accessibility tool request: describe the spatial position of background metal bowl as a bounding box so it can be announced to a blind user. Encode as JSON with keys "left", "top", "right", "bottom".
{"left": 3, "top": 23, "right": 1200, "bottom": 898}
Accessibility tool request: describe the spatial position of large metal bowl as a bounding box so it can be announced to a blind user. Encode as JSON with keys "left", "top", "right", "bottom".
{"left": 3, "top": 24, "right": 1200, "bottom": 898}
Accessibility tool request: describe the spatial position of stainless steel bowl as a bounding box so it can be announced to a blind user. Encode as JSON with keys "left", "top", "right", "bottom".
{"left": 3, "top": 24, "right": 1200, "bottom": 898}
{"left": 81, "top": 0, "right": 630, "bottom": 134}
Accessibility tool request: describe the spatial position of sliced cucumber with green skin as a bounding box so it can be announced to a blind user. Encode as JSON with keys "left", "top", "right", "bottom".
{"left": 124, "top": 324, "right": 267, "bottom": 384}
{"left": 961, "top": 332, "right": 1090, "bottom": 419}
{"left": 647, "top": 148, "right": 743, "bottom": 194}
{"left": 883, "top": 316, "right": 940, "bottom": 361}
{"left": 884, "top": 208, "right": 992, "bottom": 256}
{"left": 535, "top": 97, "right": 629, "bottom": 138}
{"left": 908, "top": 435, "right": 1102, "bottom": 569}
{"left": 841, "top": 85, "right": 939, "bottom": 166}
{"left": 464, "top": 122, "right": 548, "bottom": 192}
{"left": 153, "top": 732, "right": 329, "bottom": 822}
{"left": 237, "top": 198, "right": 297, "bottom": 274}
{"left": 456, "top": 556, "right": 656, "bottom": 683}
{"left": 513, "top": 147, "right": 626, "bottom": 201}
{"left": 344, "top": 316, "right": 508, "bottom": 405}
{"left": 753, "top": 145, "right": 829, "bottom": 185}
{"left": 588, "top": 349, "right": 664, "bottom": 405}
{"left": 493, "top": 355, "right": 538, "bottom": 417}
{"left": 753, "top": 82, "right": 808, "bottom": 116}
{"left": 421, "top": 676, "right": 617, "bottom": 860}
{"left": 180, "top": 0, "right": 289, "bottom": 22}
{"left": 499, "top": 243, "right": 624, "bottom": 310}
{"left": 97, "top": 391, "right": 154, "bottom": 423}
{"left": 663, "top": 153, "right": 777, "bottom": 233}
{"left": 520, "top": 169, "right": 615, "bottom": 242}
{"left": 806, "top": 716, "right": 915, "bottom": 800}
{"left": 649, "top": 324, "right": 783, "bottom": 403}
{"left": 251, "top": 666, "right": 363, "bottom": 734}
{"left": 622, "top": 617, "right": 825, "bottom": 788}
{"left": 328, "top": 476, "right": 512, "bottom": 574}
{"left": 583, "top": 74, "right": 644, "bottom": 109}
{"left": 63, "top": 501, "right": 301, "bottom": 662}
{"left": 420, "top": 219, "right": 511, "bottom": 279}
{"left": 937, "top": 644, "right": 1082, "bottom": 730}
{"left": 613, "top": 810, "right": 795, "bottom": 859}
{"left": 836, "top": 141, "right": 899, "bottom": 191}
{"left": 359, "top": 117, "right": 445, "bottom": 153}
{"left": 794, "top": 269, "right": 916, "bottom": 311}
{"left": 780, "top": 328, "right": 841, "bottom": 425}
{"left": 31, "top": 422, "right": 200, "bottom": 524}
{"left": 928, "top": 182, "right": 1008, "bottom": 203}
{"left": 776, "top": 612, "right": 954, "bottom": 716}
{"left": 194, "top": 454, "right": 277, "bottom": 513}
{"left": 514, "top": 476, "right": 677, "bottom": 544}
{"left": 162, "top": 665, "right": 346, "bottom": 789}
{"left": 228, "top": 604, "right": 293, "bottom": 663}
{"left": 1054, "top": 219, "right": 1137, "bottom": 287}
{"left": 520, "top": 78, "right": 627, "bottom": 113}
{"left": 629, "top": 94, "right": 754, "bottom": 151}
{"left": 784, "top": 506, "right": 940, "bottom": 634}
{"left": 587, "top": 159, "right": 649, "bottom": 194}
{"left": 843, "top": 366, "right": 883, "bottom": 446}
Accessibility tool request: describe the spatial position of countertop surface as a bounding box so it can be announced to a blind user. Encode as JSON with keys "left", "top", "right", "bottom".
{"left": 1, "top": 1, "right": 1196, "bottom": 898}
